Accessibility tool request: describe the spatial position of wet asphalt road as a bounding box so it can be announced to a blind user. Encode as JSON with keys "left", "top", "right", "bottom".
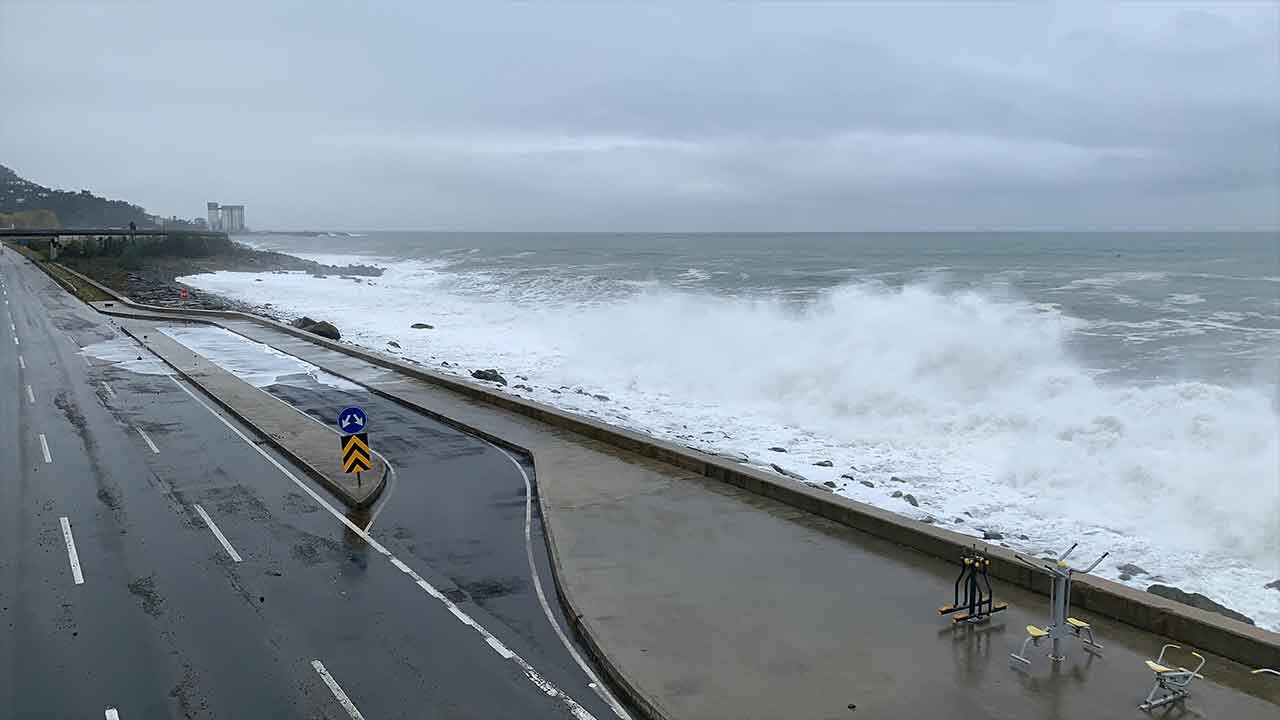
{"left": 0, "top": 245, "right": 623, "bottom": 719}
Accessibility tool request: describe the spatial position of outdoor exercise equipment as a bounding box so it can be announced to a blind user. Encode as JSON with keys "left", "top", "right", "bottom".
{"left": 938, "top": 546, "right": 1007, "bottom": 624}
{"left": 1138, "top": 644, "right": 1206, "bottom": 711}
{"left": 1009, "top": 543, "right": 1107, "bottom": 665}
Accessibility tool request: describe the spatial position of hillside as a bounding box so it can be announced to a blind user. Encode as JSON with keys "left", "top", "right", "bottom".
{"left": 0, "top": 164, "right": 199, "bottom": 230}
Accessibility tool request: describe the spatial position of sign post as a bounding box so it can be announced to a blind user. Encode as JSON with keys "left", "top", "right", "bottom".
{"left": 337, "top": 406, "right": 371, "bottom": 486}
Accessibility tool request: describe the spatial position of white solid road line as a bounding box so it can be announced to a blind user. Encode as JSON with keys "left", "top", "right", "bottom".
{"left": 135, "top": 426, "right": 160, "bottom": 454}
{"left": 105, "top": 709, "right": 120, "bottom": 720}
{"left": 59, "top": 516, "right": 84, "bottom": 585}
{"left": 494, "top": 444, "right": 632, "bottom": 719}
{"left": 311, "top": 660, "right": 366, "bottom": 720}
{"left": 39, "top": 433, "right": 51, "bottom": 464}
{"left": 25, "top": 384, "right": 34, "bottom": 404}
{"left": 193, "top": 503, "right": 242, "bottom": 562}
{"left": 169, "top": 375, "right": 598, "bottom": 720}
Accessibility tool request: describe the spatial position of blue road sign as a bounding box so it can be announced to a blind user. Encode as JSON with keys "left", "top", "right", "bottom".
{"left": 338, "top": 406, "right": 368, "bottom": 434}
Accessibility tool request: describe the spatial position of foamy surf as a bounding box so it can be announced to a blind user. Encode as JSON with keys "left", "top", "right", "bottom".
{"left": 179, "top": 245, "right": 1280, "bottom": 630}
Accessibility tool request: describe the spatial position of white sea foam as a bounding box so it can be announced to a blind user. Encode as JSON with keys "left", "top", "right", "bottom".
{"left": 81, "top": 338, "right": 173, "bottom": 375}
{"left": 676, "top": 268, "right": 712, "bottom": 282}
{"left": 158, "top": 325, "right": 364, "bottom": 391}
{"left": 179, "top": 264, "right": 1280, "bottom": 629}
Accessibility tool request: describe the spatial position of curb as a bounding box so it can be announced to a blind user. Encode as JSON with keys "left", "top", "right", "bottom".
{"left": 56, "top": 261, "right": 1280, "bottom": 673}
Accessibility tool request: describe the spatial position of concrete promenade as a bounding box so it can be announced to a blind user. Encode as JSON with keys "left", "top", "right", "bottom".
{"left": 84, "top": 295, "right": 1280, "bottom": 718}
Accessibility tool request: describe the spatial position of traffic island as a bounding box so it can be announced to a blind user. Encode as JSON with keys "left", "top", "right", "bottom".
{"left": 116, "top": 320, "right": 385, "bottom": 509}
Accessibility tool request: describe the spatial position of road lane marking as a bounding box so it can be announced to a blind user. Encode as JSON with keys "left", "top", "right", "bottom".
{"left": 39, "top": 433, "right": 51, "bottom": 463}
{"left": 101, "top": 381, "right": 116, "bottom": 399}
{"left": 59, "top": 516, "right": 84, "bottom": 585}
{"left": 16, "top": 354, "right": 23, "bottom": 369}
{"left": 11, "top": 336, "right": 17, "bottom": 346}
{"left": 311, "top": 660, "right": 366, "bottom": 720}
{"left": 170, "top": 375, "right": 599, "bottom": 720}
{"left": 193, "top": 504, "right": 242, "bottom": 562}
{"left": 105, "top": 709, "right": 120, "bottom": 720}
{"left": 25, "top": 385, "right": 34, "bottom": 404}
{"left": 494, "top": 444, "right": 632, "bottom": 719}
{"left": 135, "top": 427, "right": 160, "bottom": 454}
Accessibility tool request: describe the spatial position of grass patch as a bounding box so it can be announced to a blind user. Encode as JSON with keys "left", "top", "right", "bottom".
{"left": 47, "top": 263, "right": 114, "bottom": 302}
{"left": 2, "top": 241, "right": 114, "bottom": 303}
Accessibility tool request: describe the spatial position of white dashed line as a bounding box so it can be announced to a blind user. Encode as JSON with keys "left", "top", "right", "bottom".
{"left": 311, "top": 660, "right": 366, "bottom": 720}
{"left": 193, "top": 503, "right": 242, "bottom": 562}
{"left": 105, "top": 709, "right": 120, "bottom": 720}
{"left": 39, "top": 433, "right": 51, "bottom": 463}
{"left": 11, "top": 336, "right": 17, "bottom": 346}
{"left": 59, "top": 516, "right": 84, "bottom": 585}
{"left": 25, "top": 385, "right": 34, "bottom": 404}
{"left": 101, "top": 381, "right": 116, "bottom": 399}
{"left": 16, "top": 354, "right": 23, "bottom": 369}
{"left": 169, "top": 375, "right": 598, "bottom": 720}
{"left": 134, "top": 426, "right": 160, "bottom": 454}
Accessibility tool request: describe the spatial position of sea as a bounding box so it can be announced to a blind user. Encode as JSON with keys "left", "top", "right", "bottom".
{"left": 177, "top": 231, "right": 1280, "bottom": 630}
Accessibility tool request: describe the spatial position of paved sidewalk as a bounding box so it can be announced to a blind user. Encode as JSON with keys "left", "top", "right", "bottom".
{"left": 97, "top": 306, "right": 1279, "bottom": 719}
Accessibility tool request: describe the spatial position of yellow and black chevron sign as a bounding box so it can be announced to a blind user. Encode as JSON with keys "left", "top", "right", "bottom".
{"left": 340, "top": 432, "right": 371, "bottom": 474}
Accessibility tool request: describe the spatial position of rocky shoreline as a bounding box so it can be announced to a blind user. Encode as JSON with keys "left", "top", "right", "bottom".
{"left": 60, "top": 243, "right": 380, "bottom": 321}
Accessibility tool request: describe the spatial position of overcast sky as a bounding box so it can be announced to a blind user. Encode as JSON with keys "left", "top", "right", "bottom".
{"left": 2, "top": 2, "right": 1277, "bottom": 230}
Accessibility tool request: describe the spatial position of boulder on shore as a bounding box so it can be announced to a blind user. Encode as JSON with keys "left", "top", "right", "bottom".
{"left": 1146, "top": 584, "right": 1254, "bottom": 626}
{"left": 813, "top": 460, "right": 834, "bottom": 467}
{"left": 471, "top": 369, "right": 508, "bottom": 386}
{"left": 291, "top": 316, "right": 316, "bottom": 329}
{"left": 411, "top": 322, "right": 434, "bottom": 329}
{"left": 386, "top": 340, "right": 401, "bottom": 349}
{"left": 1117, "top": 563, "right": 1149, "bottom": 581}
{"left": 768, "top": 446, "right": 788, "bottom": 453}
{"left": 769, "top": 463, "right": 808, "bottom": 482}
{"left": 304, "top": 321, "right": 341, "bottom": 340}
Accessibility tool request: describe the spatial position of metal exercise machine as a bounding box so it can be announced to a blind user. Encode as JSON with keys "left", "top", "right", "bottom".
{"left": 938, "top": 546, "right": 1007, "bottom": 624}
{"left": 1138, "top": 644, "right": 1206, "bottom": 711}
{"left": 1010, "top": 543, "right": 1107, "bottom": 665}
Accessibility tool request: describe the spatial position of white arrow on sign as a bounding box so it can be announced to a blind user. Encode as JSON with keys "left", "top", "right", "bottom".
{"left": 341, "top": 413, "right": 364, "bottom": 431}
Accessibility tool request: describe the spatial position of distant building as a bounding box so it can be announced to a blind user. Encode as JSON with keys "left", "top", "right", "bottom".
{"left": 206, "top": 202, "right": 246, "bottom": 233}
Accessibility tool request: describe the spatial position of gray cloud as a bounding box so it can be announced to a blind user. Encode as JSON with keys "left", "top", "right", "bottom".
{"left": 1, "top": 1, "right": 1276, "bottom": 230}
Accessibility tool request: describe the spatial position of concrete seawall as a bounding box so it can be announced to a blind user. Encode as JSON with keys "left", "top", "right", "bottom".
{"left": 55, "top": 261, "right": 1280, "bottom": 671}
